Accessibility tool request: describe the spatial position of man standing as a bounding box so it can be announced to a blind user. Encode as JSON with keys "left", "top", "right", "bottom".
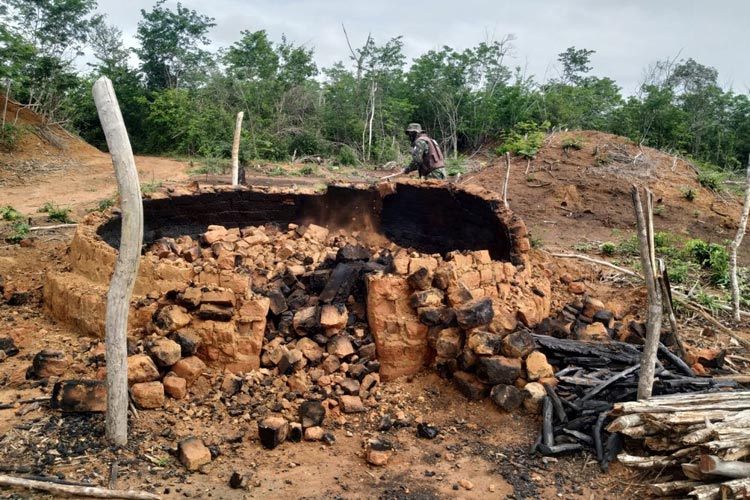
{"left": 402, "top": 123, "right": 446, "bottom": 180}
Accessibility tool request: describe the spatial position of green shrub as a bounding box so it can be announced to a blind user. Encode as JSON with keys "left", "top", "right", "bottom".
{"left": 561, "top": 136, "right": 584, "bottom": 151}
{"left": 335, "top": 146, "right": 358, "bottom": 166}
{"left": 616, "top": 236, "right": 640, "bottom": 256}
{"left": 497, "top": 121, "right": 550, "bottom": 159}
{"left": 188, "top": 157, "right": 228, "bottom": 175}
{"left": 0, "top": 205, "right": 23, "bottom": 221}
{"left": 49, "top": 206, "right": 73, "bottom": 223}
{"left": 7, "top": 221, "right": 29, "bottom": 243}
{"left": 0, "top": 123, "right": 23, "bottom": 152}
{"left": 298, "top": 165, "right": 316, "bottom": 176}
{"left": 697, "top": 171, "right": 724, "bottom": 191}
{"left": 38, "top": 202, "right": 54, "bottom": 213}
{"left": 667, "top": 260, "right": 696, "bottom": 284}
{"left": 600, "top": 242, "right": 616, "bottom": 255}
{"left": 445, "top": 156, "right": 467, "bottom": 176}
{"left": 680, "top": 186, "right": 697, "bottom": 201}
{"left": 684, "top": 239, "right": 730, "bottom": 286}
{"left": 141, "top": 181, "right": 163, "bottom": 195}
{"left": 98, "top": 198, "right": 115, "bottom": 211}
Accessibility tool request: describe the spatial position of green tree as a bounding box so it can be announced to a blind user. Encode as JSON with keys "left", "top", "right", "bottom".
{"left": 225, "top": 30, "right": 278, "bottom": 80}
{"left": 538, "top": 46, "right": 622, "bottom": 130}
{"left": 135, "top": 0, "right": 216, "bottom": 90}
{"left": 1, "top": 0, "right": 101, "bottom": 121}
{"left": 69, "top": 20, "right": 150, "bottom": 152}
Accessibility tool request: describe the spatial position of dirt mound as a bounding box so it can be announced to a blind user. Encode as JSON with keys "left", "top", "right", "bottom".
{"left": 0, "top": 94, "right": 103, "bottom": 173}
{"left": 0, "top": 94, "right": 192, "bottom": 216}
{"left": 465, "top": 130, "right": 746, "bottom": 255}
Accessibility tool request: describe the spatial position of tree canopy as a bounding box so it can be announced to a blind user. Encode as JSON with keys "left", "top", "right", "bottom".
{"left": 1, "top": 0, "right": 748, "bottom": 173}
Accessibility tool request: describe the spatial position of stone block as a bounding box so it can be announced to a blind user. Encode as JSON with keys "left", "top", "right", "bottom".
{"left": 51, "top": 380, "right": 106, "bottom": 412}
{"left": 130, "top": 381, "right": 165, "bottom": 409}
{"left": 163, "top": 372, "right": 188, "bottom": 399}
{"left": 456, "top": 298, "right": 494, "bottom": 329}
{"left": 171, "top": 356, "right": 206, "bottom": 386}
{"left": 476, "top": 356, "right": 521, "bottom": 385}
{"left": 30, "top": 350, "right": 68, "bottom": 379}
{"left": 339, "top": 395, "right": 365, "bottom": 413}
{"left": 490, "top": 384, "right": 523, "bottom": 412}
{"left": 466, "top": 331, "right": 503, "bottom": 356}
{"left": 453, "top": 371, "right": 489, "bottom": 400}
{"left": 258, "top": 416, "right": 289, "bottom": 449}
{"left": 146, "top": 337, "right": 182, "bottom": 367}
{"left": 501, "top": 330, "right": 535, "bottom": 358}
{"left": 525, "top": 351, "right": 554, "bottom": 381}
{"left": 127, "top": 354, "right": 160, "bottom": 384}
{"left": 435, "top": 328, "right": 463, "bottom": 359}
{"left": 178, "top": 437, "right": 212, "bottom": 471}
{"left": 300, "top": 400, "right": 326, "bottom": 428}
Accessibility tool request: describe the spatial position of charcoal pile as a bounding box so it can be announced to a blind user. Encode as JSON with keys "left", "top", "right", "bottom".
{"left": 609, "top": 392, "right": 750, "bottom": 498}
{"left": 530, "top": 334, "right": 738, "bottom": 473}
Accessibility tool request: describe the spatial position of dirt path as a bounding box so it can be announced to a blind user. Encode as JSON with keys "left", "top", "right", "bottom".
{"left": 1, "top": 153, "right": 192, "bottom": 215}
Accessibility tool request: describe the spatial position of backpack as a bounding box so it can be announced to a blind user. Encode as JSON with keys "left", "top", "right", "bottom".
{"left": 418, "top": 135, "right": 445, "bottom": 174}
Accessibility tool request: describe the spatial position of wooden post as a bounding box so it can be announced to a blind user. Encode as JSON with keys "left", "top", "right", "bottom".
{"left": 92, "top": 77, "right": 143, "bottom": 445}
{"left": 2, "top": 79, "right": 10, "bottom": 128}
{"left": 730, "top": 155, "right": 750, "bottom": 322}
{"left": 631, "top": 185, "right": 662, "bottom": 400}
{"left": 231, "top": 111, "right": 244, "bottom": 186}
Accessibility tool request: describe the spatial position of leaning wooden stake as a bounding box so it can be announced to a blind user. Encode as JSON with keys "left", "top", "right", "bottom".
{"left": 502, "top": 152, "right": 511, "bottom": 209}
{"left": 657, "top": 259, "right": 686, "bottom": 360}
{"left": 0, "top": 474, "right": 160, "bottom": 499}
{"left": 632, "top": 185, "right": 662, "bottom": 400}
{"left": 231, "top": 111, "right": 244, "bottom": 186}
{"left": 730, "top": 155, "right": 750, "bottom": 322}
{"left": 93, "top": 77, "right": 144, "bottom": 446}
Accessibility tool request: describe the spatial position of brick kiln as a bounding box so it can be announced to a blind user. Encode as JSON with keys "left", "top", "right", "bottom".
{"left": 43, "top": 179, "right": 551, "bottom": 400}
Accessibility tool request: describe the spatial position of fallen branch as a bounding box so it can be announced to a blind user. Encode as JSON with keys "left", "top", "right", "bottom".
{"left": 685, "top": 304, "right": 750, "bottom": 350}
{"left": 0, "top": 474, "right": 160, "bottom": 499}
{"left": 28, "top": 224, "right": 78, "bottom": 231}
{"left": 545, "top": 252, "right": 642, "bottom": 279}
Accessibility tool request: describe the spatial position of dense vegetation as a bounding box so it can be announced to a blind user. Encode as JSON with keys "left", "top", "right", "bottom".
{"left": 2, "top": 0, "right": 749, "bottom": 172}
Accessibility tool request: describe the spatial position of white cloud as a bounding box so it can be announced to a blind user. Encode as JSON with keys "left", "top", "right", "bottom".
{"left": 94, "top": 0, "right": 750, "bottom": 93}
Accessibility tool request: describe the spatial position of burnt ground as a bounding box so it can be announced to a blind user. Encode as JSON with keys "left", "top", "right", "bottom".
{"left": 1, "top": 108, "right": 749, "bottom": 499}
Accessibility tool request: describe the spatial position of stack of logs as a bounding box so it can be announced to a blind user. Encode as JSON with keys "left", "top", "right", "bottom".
{"left": 530, "top": 334, "right": 738, "bottom": 473}
{"left": 609, "top": 392, "right": 750, "bottom": 499}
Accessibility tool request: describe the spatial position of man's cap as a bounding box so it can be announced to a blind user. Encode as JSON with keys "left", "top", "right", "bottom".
{"left": 405, "top": 123, "right": 423, "bottom": 133}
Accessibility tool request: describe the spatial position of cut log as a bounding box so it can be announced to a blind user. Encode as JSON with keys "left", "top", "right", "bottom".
{"left": 720, "top": 478, "right": 750, "bottom": 497}
{"left": 647, "top": 480, "right": 705, "bottom": 496}
{"left": 606, "top": 413, "right": 643, "bottom": 433}
{"left": 616, "top": 453, "right": 678, "bottom": 468}
{"left": 700, "top": 454, "right": 750, "bottom": 479}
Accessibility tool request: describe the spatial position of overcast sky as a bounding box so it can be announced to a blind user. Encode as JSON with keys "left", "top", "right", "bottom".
{"left": 98, "top": 0, "right": 749, "bottom": 95}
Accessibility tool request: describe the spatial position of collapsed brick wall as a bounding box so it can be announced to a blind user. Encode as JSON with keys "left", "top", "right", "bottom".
{"left": 44, "top": 181, "right": 548, "bottom": 383}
